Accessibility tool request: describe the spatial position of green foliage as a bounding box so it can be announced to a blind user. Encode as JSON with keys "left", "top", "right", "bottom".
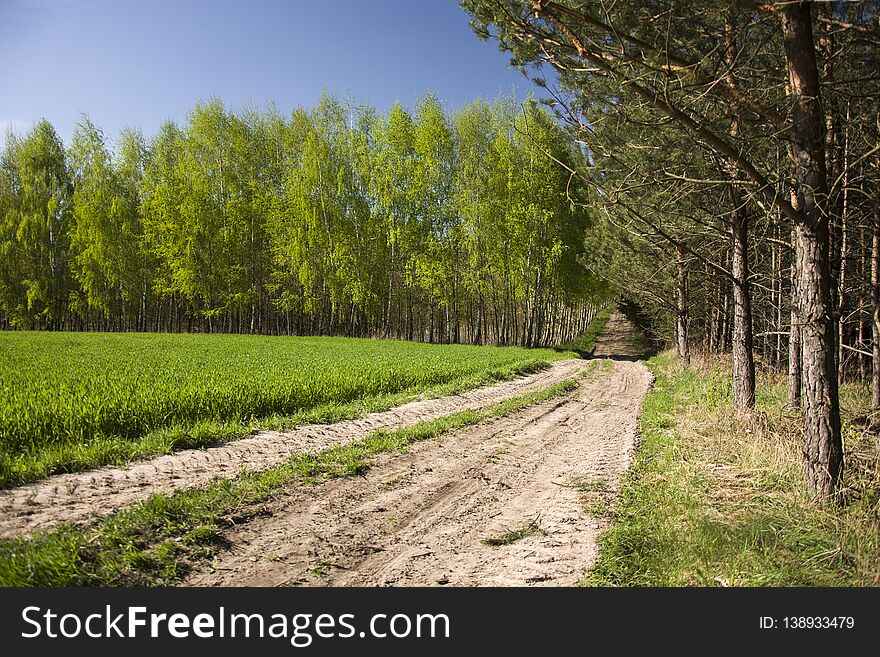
{"left": 1, "top": 92, "right": 609, "bottom": 344}
{"left": 68, "top": 118, "right": 148, "bottom": 321}
{"left": 0, "top": 121, "right": 71, "bottom": 328}
{"left": 0, "top": 331, "right": 574, "bottom": 487}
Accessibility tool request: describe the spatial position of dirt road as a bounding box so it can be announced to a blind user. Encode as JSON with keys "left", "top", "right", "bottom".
{"left": 187, "top": 312, "right": 652, "bottom": 586}
{"left": 0, "top": 359, "right": 586, "bottom": 539}
{"left": 593, "top": 310, "right": 646, "bottom": 358}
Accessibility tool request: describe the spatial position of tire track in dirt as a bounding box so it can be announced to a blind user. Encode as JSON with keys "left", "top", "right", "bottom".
{"left": 0, "top": 359, "right": 586, "bottom": 539}
{"left": 186, "top": 313, "right": 653, "bottom": 587}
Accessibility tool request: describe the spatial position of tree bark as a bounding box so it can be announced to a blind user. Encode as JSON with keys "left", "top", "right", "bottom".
{"left": 788, "top": 226, "right": 802, "bottom": 408}
{"left": 721, "top": 276, "right": 730, "bottom": 352}
{"left": 675, "top": 244, "right": 690, "bottom": 368}
{"left": 730, "top": 186, "right": 756, "bottom": 409}
{"left": 872, "top": 206, "right": 880, "bottom": 409}
{"left": 781, "top": 2, "right": 843, "bottom": 499}
{"left": 836, "top": 105, "right": 850, "bottom": 382}
{"left": 775, "top": 234, "right": 784, "bottom": 372}
{"left": 722, "top": 16, "right": 756, "bottom": 409}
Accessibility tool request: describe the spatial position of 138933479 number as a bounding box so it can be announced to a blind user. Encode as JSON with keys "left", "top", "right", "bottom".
{"left": 782, "top": 617, "right": 855, "bottom": 629}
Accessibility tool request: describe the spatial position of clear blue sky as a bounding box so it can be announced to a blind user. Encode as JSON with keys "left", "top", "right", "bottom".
{"left": 1, "top": 0, "right": 536, "bottom": 145}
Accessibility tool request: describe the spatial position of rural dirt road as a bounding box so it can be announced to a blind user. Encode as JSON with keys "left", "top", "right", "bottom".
{"left": 186, "top": 312, "right": 652, "bottom": 586}
{"left": 0, "top": 359, "right": 586, "bottom": 539}
{"left": 2, "top": 311, "right": 652, "bottom": 588}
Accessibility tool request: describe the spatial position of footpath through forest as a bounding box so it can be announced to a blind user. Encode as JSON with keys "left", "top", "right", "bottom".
{"left": 187, "top": 312, "right": 652, "bottom": 586}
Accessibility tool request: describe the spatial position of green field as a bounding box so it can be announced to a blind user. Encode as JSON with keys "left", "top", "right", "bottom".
{"left": 0, "top": 331, "right": 575, "bottom": 487}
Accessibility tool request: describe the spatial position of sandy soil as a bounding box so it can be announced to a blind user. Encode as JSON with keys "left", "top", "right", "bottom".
{"left": 185, "top": 312, "right": 652, "bottom": 587}
{"left": 593, "top": 311, "right": 645, "bottom": 359}
{"left": 0, "top": 359, "right": 587, "bottom": 539}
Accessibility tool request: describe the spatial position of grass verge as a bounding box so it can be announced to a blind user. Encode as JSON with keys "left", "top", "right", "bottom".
{"left": 585, "top": 351, "right": 880, "bottom": 587}
{"left": 0, "top": 376, "right": 585, "bottom": 586}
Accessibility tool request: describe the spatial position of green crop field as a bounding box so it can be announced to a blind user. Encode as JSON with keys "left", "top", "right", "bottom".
{"left": 0, "top": 331, "right": 573, "bottom": 488}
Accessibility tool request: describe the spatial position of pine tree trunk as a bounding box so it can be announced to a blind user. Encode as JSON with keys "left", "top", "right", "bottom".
{"left": 789, "top": 231, "right": 803, "bottom": 408}
{"left": 775, "top": 235, "right": 784, "bottom": 371}
{"left": 781, "top": 3, "right": 843, "bottom": 499}
{"left": 872, "top": 206, "right": 880, "bottom": 409}
{"left": 721, "top": 264, "right": 731, "bottom": 352}
{"left": 836, "top": 106, "right": 851, "bottom": 382}
{"left": 837, "top": 207, "right": 848, "bottom": 382}
{"left": 730, "top": 190, "right": 756, "bottom": 409}
{"left": 675, "top": 245, "right": 690, "bottom": 368}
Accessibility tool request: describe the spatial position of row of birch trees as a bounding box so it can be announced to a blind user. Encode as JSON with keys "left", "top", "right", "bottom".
{"left": 0, "top": 93, "right": 609, "bottom": 345}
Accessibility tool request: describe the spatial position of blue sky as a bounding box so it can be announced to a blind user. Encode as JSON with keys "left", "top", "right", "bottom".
{"left": 0, "top": 0, "right": 537, "bottom": 145}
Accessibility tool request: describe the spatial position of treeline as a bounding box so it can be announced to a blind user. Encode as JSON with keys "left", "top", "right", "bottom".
{"left": 0, "top": 93, "right": 609, "bottom": 346}
{"left": 462, "top": 0, "right": 879, "bottom": 498}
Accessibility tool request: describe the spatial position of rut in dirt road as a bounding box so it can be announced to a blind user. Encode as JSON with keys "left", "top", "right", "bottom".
{"left": 187, "top": 312, "right": 652, "bottom": 587}
{"left": 0, "top": 359, "right": 586, "bottom": 539}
